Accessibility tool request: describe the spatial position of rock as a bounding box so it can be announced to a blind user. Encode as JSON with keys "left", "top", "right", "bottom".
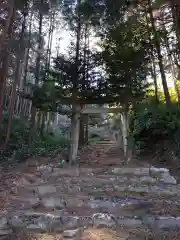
{"left": 112, "top": 168, "right": 149, "bottom": 176}
{"left": 0, "top": 237, "right": 10, "bottom": 240}
{"left": 0, "top": 217, "right": 12, "bottom": 239}
{"left": 25, "top": 212, "right": 62, "bottom": 232}
{"left": 116, "top": 217, "right": 142, "bottom": 227}
{"left": 142, "top": 216, "right": 156, "bottom": 225}
{"left": 62, "top": 216, "right": 79, "bottom": 230}
{"left": 8, "top": 215, "right": 24, "bottom": 228}
{"left": 38, "top": 185, "right": 57, "bottom": 195}
{"left": 160, "top": 172, "right": 177, "bottom": 184}
{"left": 66, "top": 198, "right": 84, "bottom": 207}
{"left": 52, "top": 168, "right": 79, "bottom": 177}
{"left": 156, "top": 216, "right": 180, "bottom": 229}
{"left": 21, "top": 196, "right": 41, "bottom": 208}
{"left": 140, "top": 176, "right": 157, "bottom": 184}
{"left": 37, "top": 165, "right": 53, "bottom": 172}
{"left": 0, "top": 218, "right": 7, "bottom": 228}
{"left": 150, "top": 167, "right": 169, "bottom": 173}
{"left": 93, "top": 213, "right": 116, "bottom": 228}
{"left": 79, "top": 216, "right": 92, "bottom": 227}
{"left": 0, "top": 228, "right": 12, "bottom": 235}
{"left": 19, "top": 177, "right": 32, "bottom": 185}
{"left": 9, "top": 211, "right": 65, "bottom": 232}
{"left": 63, "top": 228, "right": 81, "bottom": 239}
{"left": 0, "top": 217, "right": 12, "bottom": 237}
{"left": 150, "top": 167, "right": 177, "bottom": 184}
{"left": 128, "top": 185, "right": 149, "bottom": 193}
{"left": 150, "top": 185, "right": 179, "bottom": 196}
{"left": 114, "top": 185, "right": 128, "bottom": 192}
{"left": 42, "top": 197, "right": 66, "bottom": 209}
{"left": 26, "top": 223, "right": 44, "bottom": 231}
{"left": 80, "top": 168, "right": 94, "bottom": 176}
{"left": 88, "top": 200, "right": 115, "bottom": 209}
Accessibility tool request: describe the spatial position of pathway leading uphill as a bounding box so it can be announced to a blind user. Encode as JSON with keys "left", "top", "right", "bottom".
{"left": 0, "top": 140, "right": 180, "bottom": 239}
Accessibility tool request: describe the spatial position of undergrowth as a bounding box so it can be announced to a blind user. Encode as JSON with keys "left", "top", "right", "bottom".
{"left": 0, "top": 116, "right": 69, "bottom": 167}
{"left": 129, "top": 103, "right": 180, "bottom": 163}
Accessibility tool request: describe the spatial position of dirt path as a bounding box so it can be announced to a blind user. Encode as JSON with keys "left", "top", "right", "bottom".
{"left": 0, "top": 140, "right": 180, "bottom": 239}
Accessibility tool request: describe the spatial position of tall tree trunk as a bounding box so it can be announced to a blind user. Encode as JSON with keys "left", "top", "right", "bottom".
{"left": 4, "top": 2, "right": 28, "bottom": 147}
{"left": 0, "top": 55, "right": 9, "bottom": 123}
{"left": 40, "top": 111, "right": 46, "bottom": 137}
{"left": 20, "top": 11, "right": 33, "bottom": 119}
{"left": 170, "top": 1, "right": 180, "bottom": 91}
{"left": 84, "top": 31, "right": 90, "bottom": 144}
{"left": 43, "top": 11, "right": 55, "bottom": 82}
{"left": 79, "top": 114, "right": 85, "bottom": 147}
{"left": 69, "top": 0, "right": 82, "bottom": 164}
{"left": 0, "top": 0, "right": 14, "bottom": 54}
{"left": 151, "top": 55, "right": 159, "bottom": 103}
{"left": 121, "top": 106, "right": 129, "bottom": 164}
{"left": 69, "top": 104, "right": 81, "bottom": 164}
{"left": 171, "top": 0, "right": 180, "bottom": 57}
{"left": 0, "top": 4, "right": 15, "bottom": 123}
{"left": 28, "top": 2, "right": 43, "bottom": 144}
{"left": 147, "top": 0, "right": 171, "bottom": 105}
{"left": 144, "top": 7, "right": 159, "bottom": 104}
{"left": 161, "top": 9, "right": 180, "bottom": 103}
{"left": 79, "top": 23, "right": 88, "bottom": 147}
{"left": 84, "top": 114, "right": 88, "bottom": 144}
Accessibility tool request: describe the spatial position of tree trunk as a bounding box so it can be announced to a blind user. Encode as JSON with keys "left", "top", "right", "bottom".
{"left": 0, "top": 5, "right": 15, "bottom": 123}
{"left": 4, "top": 3, "right": 28, "bottom": 147}
{"left": 84, "top": 114, "right": 88, "bottom": 144}
{"left": 43, "top": 11, "right": 55, "bottom": 82}
{"left": 69, "top": 104, "right": 81, "bottom": 164}
{"left": 171, "top": 0, "right": 180, "bottom": 57}
{"left": 162, "top": 9, "right": 180, "bottom": 103}
{"left": 0, "top": 0, "right": 14, "bottom": 54}
{"left": 40, "top": 111, "right": 46, "bottom": 137}
{"left": 36, "top": 110, "right": 42, "bottom": 129}
{"left": 28, "top": 105, "right": 36, "bottom": 144}
{"left": 144, "top": 6, "right": 159, "bottom": 103}
{"left": 151, "top": 57, "right": 159, "bottom": 103}
{"left": 79, "top": 114, "right": 85, "bottom": 147}
{"left": 78, "top": 23, "right": 88, "bottom": 147}
{"left": 120, "top": 107, "right": 129, "bottom": 164}
{"left": 69, "top": 0, "right": 82, "bottom": 164}
{"left": 147, "top": 0, "right": 171, "bottom": 105}
{"left": 0, "top": 55, "right": 9, "bottom": 123}
{"left": 28, "top": 3, "right": 43, "bottom": 144}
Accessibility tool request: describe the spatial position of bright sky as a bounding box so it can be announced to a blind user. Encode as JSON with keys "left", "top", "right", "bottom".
{"left": 51, "top": 29, "right": 71, "bottom": 55}
{"left": 51, "top": 26, "right": 100, "bottom": 56}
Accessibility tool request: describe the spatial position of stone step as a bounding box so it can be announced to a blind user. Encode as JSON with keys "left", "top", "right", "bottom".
{"left": 16, "top": 181, "right": 180, "bottom": 201}
{"left": 23, "top": 166, "right": 176, "bottom": 180}
{"left": 49, "top": 175, "right": 176, "bottom": 185}
{"left": 7, "top": 211, "right": 180, "bottom": 233}
{"left": 10, "top": 191, "right": 180, "bottom": 218}
{"left": 22, "top": 170, "right": 177, "bottom": 187}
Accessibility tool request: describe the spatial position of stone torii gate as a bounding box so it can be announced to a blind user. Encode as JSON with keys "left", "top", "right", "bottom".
{"left": 68, "top": 105, "right": 129, "bottom": 164}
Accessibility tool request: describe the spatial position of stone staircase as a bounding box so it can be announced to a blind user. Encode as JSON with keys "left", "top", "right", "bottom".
{"left": 0, "top": 141, "right": 180, "bottom": 239}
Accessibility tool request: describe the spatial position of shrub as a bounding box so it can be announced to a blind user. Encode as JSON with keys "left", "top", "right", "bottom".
{"left": 129, "top": 103, "right": 180, "bottom": 157}
{"left": 0, "top": 117, "right": 69, "bottom": 166}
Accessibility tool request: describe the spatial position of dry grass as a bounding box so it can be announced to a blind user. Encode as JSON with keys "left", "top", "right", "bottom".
{"left": 10, "top": 229, "right": 62, "bottom": 240}
{"left": 9, "top": 227, "right": 180, "bottom": 240}
{"left": 81, "top": 228, "right": 129, "bottom": 240}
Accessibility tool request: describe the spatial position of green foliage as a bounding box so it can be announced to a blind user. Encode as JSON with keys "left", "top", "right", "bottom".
{"left": 100, "top": 15, "right": 150, "bottom": 104}
{"left": 145, "top": 86, "right": 179, "bottom": 104}
{"left": 0, "top": 117, "right": 69, "bottom": 167}
{"left": 129, "top": 103, "right": 180, "bottom": 157}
